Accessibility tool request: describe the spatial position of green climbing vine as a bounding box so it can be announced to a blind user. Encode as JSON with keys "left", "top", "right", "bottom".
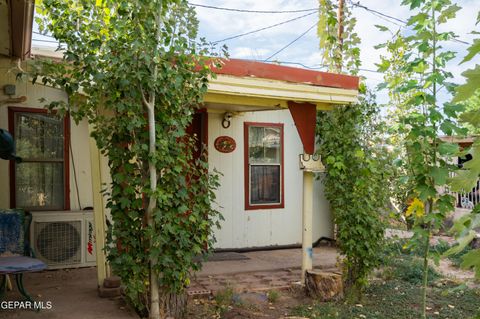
{"left": 317, "top": 0, "right": 390, "bottom": 301}
{"left": 32, "top": 0, "right": 225, "bottom": 318}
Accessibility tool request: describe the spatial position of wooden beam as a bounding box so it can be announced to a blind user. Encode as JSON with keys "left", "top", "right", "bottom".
{"left": 88, "top": 124, "right": 109, "bottom": 287}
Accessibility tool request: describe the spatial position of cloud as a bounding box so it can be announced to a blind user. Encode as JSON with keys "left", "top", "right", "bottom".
{"left": 231, "top": 47, "right": 271, "bottom": 60}
{"left": 194, "top": 0, "right": 478, "bottom": 101}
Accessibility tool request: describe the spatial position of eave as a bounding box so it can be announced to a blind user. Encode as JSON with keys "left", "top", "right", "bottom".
{"left": 203, "top": 74, "right": 358, "bottom": 112}
{"left": 1, "top": 0, "right": 35, "bottom": 60}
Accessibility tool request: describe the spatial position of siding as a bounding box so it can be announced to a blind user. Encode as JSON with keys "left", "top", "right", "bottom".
{"left": 208, "top": 109, "right": 333, "bottom": 249}
{"left": 0, "top": 57, "right": 93, "bottom": 211}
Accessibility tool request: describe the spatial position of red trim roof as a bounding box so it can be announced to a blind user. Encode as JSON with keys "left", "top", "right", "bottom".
{"left": 211, "top": 58, "right": 359, "bottom": 90}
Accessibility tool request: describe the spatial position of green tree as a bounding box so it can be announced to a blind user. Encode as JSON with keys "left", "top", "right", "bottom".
{"left": 33, "top": 0, "right": 224, "bottom": 318}
{"left": 378, "top": 1, "right": 467, "bottom": 317}
{"left": 377, "top": 31, "right": 417, "bottom": 220}
{"left": 316, "top": 0, "right": 389, "bottom": 301}
{"left": 445, "top": 13, "right": 480, "bottom": 281}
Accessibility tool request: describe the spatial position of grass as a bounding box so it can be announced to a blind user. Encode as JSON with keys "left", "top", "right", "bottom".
{"left": 291, "top": 238, "right": 480, "bottom": 319}
{"left": 292, "top": 279, "right": 480, "bottom": 319}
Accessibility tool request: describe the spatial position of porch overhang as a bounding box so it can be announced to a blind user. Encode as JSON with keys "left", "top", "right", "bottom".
{"left": 0, "top": 0, "right": 35, "bottom": 60}
{"left": 202, "top": 59, "right": 359, "bottom": 112}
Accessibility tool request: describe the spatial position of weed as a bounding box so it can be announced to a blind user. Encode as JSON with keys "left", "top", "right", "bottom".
{"left": 392, "top": 256, "right": 440, "bottom": 285}
{"left": 267, "top": 290, "right": 280, "bottom": 303}
{"left": 214, "top": 287, "right": 234, "bottom": 314}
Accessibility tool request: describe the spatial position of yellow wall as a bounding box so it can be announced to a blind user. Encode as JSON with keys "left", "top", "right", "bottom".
{"left": 0, "top": 57, "right": 93, "bottom": 210}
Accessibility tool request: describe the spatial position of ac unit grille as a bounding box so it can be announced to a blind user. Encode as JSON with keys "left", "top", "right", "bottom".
{"left": 35, "top": 221, "right": 82, "bottom": 265}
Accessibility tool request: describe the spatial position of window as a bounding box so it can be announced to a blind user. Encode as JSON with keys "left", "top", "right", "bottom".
{"left": 9, "top": 107, "right": 70, "bottom": 210}
{"left": 244, "top": 122, "right": 284, "bottom": 210}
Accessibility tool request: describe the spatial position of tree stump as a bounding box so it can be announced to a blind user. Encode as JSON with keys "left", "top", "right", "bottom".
{"left": 305, "top": 270, "right": 343, "bottom": 301}
{"left": 161, "top": 292, "right": 187, "bottom": 319}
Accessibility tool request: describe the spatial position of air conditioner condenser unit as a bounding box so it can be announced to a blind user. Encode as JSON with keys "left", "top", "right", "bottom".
{"left": 30, "top": 211, "right": 96, "bottom": 269}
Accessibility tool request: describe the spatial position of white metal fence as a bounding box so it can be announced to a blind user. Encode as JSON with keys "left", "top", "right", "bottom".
{"left": 443, "top": 172, "right": 480, "bottom": 210}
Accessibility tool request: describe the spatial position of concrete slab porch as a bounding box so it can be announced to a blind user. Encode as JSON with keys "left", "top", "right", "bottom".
{"left": 1, "top": 246, "right": 338, "bottom": 318}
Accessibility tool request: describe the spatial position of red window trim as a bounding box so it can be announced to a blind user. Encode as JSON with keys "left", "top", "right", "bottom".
{"left": 8, "top": 106, "right": 71, "bottom": 211}
{"left": 244, "top": 122, "right": 285, "bottom": 210}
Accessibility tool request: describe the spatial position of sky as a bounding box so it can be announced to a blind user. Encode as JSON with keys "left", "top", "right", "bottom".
{"left": 190, "top": 0, "right": 479, "bottom": 103}
{"left": 31, "top": 0, "right": 479, "bottom": 104}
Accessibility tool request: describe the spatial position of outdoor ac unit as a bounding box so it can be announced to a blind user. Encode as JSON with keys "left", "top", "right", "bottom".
{"left": 30, "top": 211, "right": 96, "bottom": 269}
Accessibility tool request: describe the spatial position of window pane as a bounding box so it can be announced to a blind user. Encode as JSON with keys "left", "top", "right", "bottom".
{"left": 15, "top": 113, "right": 64, "bottom": 160}
{"left": 250, "top": 165, "right": 280, "bottom": 204}
{"left": 249, "top": 126, "right": 281, "bottom": 164}
{"left": 15, "top": 162, "right": 64, "bottom": 210}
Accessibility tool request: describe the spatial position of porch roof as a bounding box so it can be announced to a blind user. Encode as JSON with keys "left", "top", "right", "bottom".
{"left": 204, "top": 59, "right": 360, "bottom": 112}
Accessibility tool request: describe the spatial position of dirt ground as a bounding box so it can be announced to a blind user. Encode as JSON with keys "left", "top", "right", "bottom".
{"left": 187, "top": 285, "right": 310, "bottom": 319}
{"left": 1, "top": 267, "right": 137, "bottom": 319}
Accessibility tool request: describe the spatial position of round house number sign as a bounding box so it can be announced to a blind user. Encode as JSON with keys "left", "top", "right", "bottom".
{"left": 214, "top": 136, "right": 236, "bottom": 153}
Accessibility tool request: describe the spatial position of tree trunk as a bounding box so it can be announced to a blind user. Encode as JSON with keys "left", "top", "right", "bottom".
{"left": 146, "top": 101, "right": 160, "bottom": 319}
{"left": 146, "top": 4, "right": 163, "bottom": 318}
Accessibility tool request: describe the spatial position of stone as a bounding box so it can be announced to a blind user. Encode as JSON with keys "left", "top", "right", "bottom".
{"left": 305, "top": 270, "right": 343, "bottom": 301}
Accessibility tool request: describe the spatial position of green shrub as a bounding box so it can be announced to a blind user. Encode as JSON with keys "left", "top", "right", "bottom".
{"left": 392, "top": 256, "right": 440, "bottom": 285}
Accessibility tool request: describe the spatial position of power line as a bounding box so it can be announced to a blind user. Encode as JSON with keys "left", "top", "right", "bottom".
{"left": 33, "top": 31, "right": 56, "bottom": 38}
{"left": 349, "top": 0, "right": 470, "bottom": 45}
{"left": 32, "top": 38, "right": 60, "bottom": 44}
{"left": 349, "top": 1, "right": 406, "bottom": 25}
{"left": 264, "top": 22, "right": 317, "bottom": 62}
{"left": 189, "top": 2, "right": 317, "bottom": 14}
{"left": 269, "top": 61, "right": 325, "bottom": 70}
{"left": 213, "top": 11, "right": 316, "bottom": 44}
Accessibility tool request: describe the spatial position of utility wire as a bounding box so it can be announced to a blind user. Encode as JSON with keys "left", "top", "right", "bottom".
{"left": 349, "top": 0, "right": 470, "bottom": 45}
{"left": 213, "top": 11, "right": 316, "bottom": 44}
{"left": 349, "top": 1, "right": 406, "bottom": 24}
{"left": 32, "top": 38, "right": 61, "bottom": 44}
{"left": 268, "top": 61, "right": 325, "bottom": 70}
{"left": 33, "top": 31, "right": 56, "bottom": 38}
{"left": 189, "top": 2, "right": 317, "bottom": 14}
{"left": 264, "top": 22, "right": 317, "bottom": 62}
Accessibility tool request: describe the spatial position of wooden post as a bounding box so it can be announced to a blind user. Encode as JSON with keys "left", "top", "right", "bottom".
{"left": 88, "top": 125, "right": 109, "bottom": 287}
{"left": 301, "top": 170, "right": 314, "bottom": 284}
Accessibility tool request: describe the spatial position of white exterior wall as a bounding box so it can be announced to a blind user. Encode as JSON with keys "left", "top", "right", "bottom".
{"left": 208, "top": 109, "right": 332, "bottom": 249}
{"left": 0, "top": 57, "right": 93, "bottom": 211}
